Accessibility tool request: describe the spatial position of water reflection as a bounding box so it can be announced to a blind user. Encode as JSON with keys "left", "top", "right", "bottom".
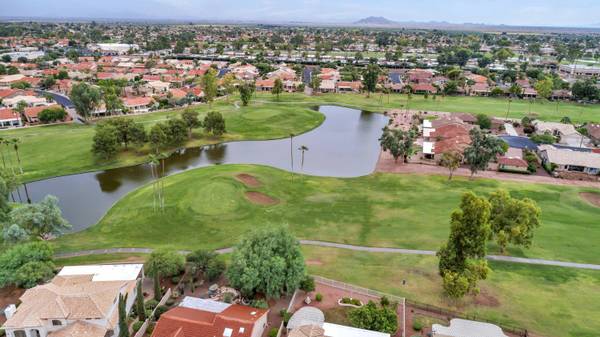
{"left": 18, "top": 106, "right": 389, "bottom": 232}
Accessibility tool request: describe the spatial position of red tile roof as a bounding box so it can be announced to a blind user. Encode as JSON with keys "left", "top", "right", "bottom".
{"left": 430, "top": 124, "right": 470, "bottom": 140}
{"left": 0, "top": 108, "right": 20, "bottom": 121}
{"left": 24, "top": 104, "right": 61, "bottom": 118}
{"left": 152, "top": 304, "right": 268, "bottom": 337}
{"left": 123, "top": 96, "right": 153, "bottom": 107}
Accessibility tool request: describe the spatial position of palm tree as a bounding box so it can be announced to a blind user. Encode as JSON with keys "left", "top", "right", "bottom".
{"left": 298, "top": 145, "right": 309, "bottom": 172}
{"left": 148, "top": 154, "right": 160, "bottom": 211}
{"left": 11, "top": 138, "right": 23, "bottom": 174}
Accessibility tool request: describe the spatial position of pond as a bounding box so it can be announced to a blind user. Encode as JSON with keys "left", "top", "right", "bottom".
{"left": 18, "top": 105, "right": 389, "bottom": 231}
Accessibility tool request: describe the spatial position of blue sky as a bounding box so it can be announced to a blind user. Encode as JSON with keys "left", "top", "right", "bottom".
{"left": 3, "top": 0, "right": 600, "bottom": 27}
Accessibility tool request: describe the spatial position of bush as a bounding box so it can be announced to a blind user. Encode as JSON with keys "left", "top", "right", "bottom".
{"left": 132, "top": 321, "right": 144, "bottom": 332}
{"left": 315, "top": 293, "right": 323, "bottom": 302}
{"left": 268, "top": 328, "right": 278, "bottom": 337}
{"left": 145, "top": 249, "right": 186, "bottom": 277}
{"left": 222, "top": 292, "right": 234, "bottom": 304}
{"left": 154, "top": 305, "right": 169, "bottom": 320}
{"left": 412, "top": 318, "right": 424, "bottom": 331}
{"left": 250, "top": 299, "right": 268, "bottom": 309}
{"left": 341, "top": 297, "right": 361, "bottom": 306}
{"left": 205, "top": 258, "right": 225, "bottom": 282}
{"left": 380, "top": 296, "right": 390, "bottom": 307}
{"left": 171, "top": 276, "right": 181, "bottom": 284}
{"left": 299, "top": 275, "right": 315, "bottom": 292}
{"left": 145, "top": 299, "right": 159, "bottom": 311}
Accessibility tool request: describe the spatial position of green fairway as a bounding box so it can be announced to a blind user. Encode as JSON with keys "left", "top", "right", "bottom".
{"left": 0, "top": 100, "right": 324, "bottom": 182}
{"left": 253, "top": 92, "right": 600, "bottom": 123}
{"left": 54, "top": 164, "right": 600, "bottom": 264}
{"left": 303, "top": 246, "right": 600, "bottom": 337}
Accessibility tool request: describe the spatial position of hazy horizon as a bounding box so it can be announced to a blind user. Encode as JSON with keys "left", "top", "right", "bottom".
{"left": 2, "top": 0, "right": 600, "bottom": 28}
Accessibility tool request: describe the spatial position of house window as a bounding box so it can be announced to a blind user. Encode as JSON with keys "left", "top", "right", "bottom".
{"left": 52, "top": 319, "right": 62, "bottom": 326}
{"left": 31, "top": 330, "right": 41, "bottom": 337}
{"left": 223, "top": 328, "right": 233, "bottom": 337}
{"left": 14, "top": 331, "right": 26, "bottom": 337}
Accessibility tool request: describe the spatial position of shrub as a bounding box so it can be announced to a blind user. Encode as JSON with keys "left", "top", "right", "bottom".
{"left": 315, "top": 293, "right": 323, "bottom": 302}
{"left": 144, "top": 299, "right": 159, "bottom": 311}
{"left": 299, "top": 275, "right": 315, "bottom": 292}
{"left": 145, "top": 249, "right": 186, "bottom": 277}
{"left": 171, "top": 276, "right": 181, "bottom": 284}
{"left": 341, "top": 297, "right": 361, "bottom": 306}
{"left": 132, "top": 321, "right": 144, "bottom": 332}
{"left": 250, "top": 299, "right": 268, "bottom": 309}
{"left": 205, "top": 258, "right": 226, "bottom": 282}
{"left": 380, "top": 296, "right": 390, "bottom": 307}
{"left": 222, "top": 292, "right": 234, "bottom": 304}
{"left": 154, "top": 305, "right": 169, "bottom": 320}
{"left": 268, "top": 328, "right": 278, "bottom": 337}
{"left": 412, "top": 318, "right": 424, "bottom": 331}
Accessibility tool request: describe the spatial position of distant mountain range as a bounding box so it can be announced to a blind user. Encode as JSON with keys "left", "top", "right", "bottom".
{"left": 353, "top": 16, "right": 397, "bottom": 26}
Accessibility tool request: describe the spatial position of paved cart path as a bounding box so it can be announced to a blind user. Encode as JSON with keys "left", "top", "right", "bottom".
{"left": 55, "top": 240, "right": 600, "bottom": 271}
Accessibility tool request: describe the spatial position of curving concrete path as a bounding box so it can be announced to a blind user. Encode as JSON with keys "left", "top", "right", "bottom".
{"left": 54, "top": 240, "right": 600, "bottom": 271}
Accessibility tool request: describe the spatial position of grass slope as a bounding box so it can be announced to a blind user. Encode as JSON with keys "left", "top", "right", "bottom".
{"left": 54, "top": 164, "right": 600, "bottom": 264}
{"left": 0, "top": 100, "right": 324, "bottom": 182}
{"left": 304, "top": 246, "right": 600, "bottom": 337}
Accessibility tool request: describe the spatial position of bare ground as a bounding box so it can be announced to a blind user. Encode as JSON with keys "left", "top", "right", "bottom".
{"left": 580, "top": 192, "right": 600, "bottom": 207}
{"left": 376, "top": 150, "right": 600, "bottom": 189}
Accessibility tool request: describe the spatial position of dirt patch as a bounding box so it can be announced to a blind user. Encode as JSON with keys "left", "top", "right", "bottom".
{"left": 245, "top": 191, "right": 279, "bottom": 206}
{"left": 580, "top": 192, "right": 600, "bottom": 207}
{"left": 306, "top": 259, "right": 323, "bottom": 266}
{"left": 473, "top": 290, "right": 501, "bottom": 307}
{"left": 235, "top": 173, "right": 262, "bottom": 187}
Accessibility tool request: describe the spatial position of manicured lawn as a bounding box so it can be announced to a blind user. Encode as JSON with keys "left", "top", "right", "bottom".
{"left": 303, "top": 246, "right": 600, "bottom": 337}
{"left": 54, "top": 164, "right": 600, "bottom": 264}
{"left": 55, "top": 253, "right": 149, "bottom": 266}
{"left": 254, "top": 92, "right": 600, "bottom": 124}
{"left": 0, "top": 100, "right": 324, "bottom": 182}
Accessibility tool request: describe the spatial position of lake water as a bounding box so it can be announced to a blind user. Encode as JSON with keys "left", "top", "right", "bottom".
{"left": 18, "top": 105, "right": 389, "bottom": 231}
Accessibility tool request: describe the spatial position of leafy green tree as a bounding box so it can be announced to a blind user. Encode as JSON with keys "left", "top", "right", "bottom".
{"left": 5, "top": 195, "right": 70, "bottom": 240}
{"left": 488, "top": 190, "right": 541, "bottom": 253}
{"left": 272, "top": 78, "right": 284, "bottom": 99}
{"left": 92, "top": 124, "right": 119, "bottom": 159}
{"left": 145, "top": 249, "right": 185, "bottom": 277}
{"left": 464, "top": 128, "right": 506, "bottom": 178}
{"left": 0, "top": 241, "right": 54, "bottom": 288}
{"left": 572, "top": 79, "right": 599, "bottom": 101}
{"left": 203, "top": 111, "right": 226, "bottom": 136}
{"left": 165, "top": 118, "right": 188, "bottom": 146}
{"left": 239, "top": 81, "right": 255, "bottom": 106}
{"left": 205, "top": 258, "right": 226, "bottom": 282}
{"left": 136, "top": 280, "right": 146, "bottom": 321}
{"left": 201, "top": 68, "right": 218, "bottom": 107}
{"left": 40, "top": 76, "right": 56, "bottom": 90}
{"left": 14, "top": 260, "right": 55, "bottom": 288}
{"left": 379, "top": 127, "right": 415, "bottom": 163}
{"left": 103, "top": 118, "right": 146, "bottom": 149}
{"left": 437, "top": 192, "right": 492, "bottom": 298}
{"left": 309, "top": 75, "right": 321, "bottom": 94}
{"left": 70, "top": 83, "right": 101, "bottom": 120}
{"left": 227, "top": 227, "right": 306, "bottom": 299}
{"left": 2, "top": 223, "right": 29, "bottom": 244}
{"left": 221, "top": 73, "right": 237, "bottom": 102}
{"left": 104, "top": 93, "right": 123, "bottom": 115}
{"left": 439, "top": 151, "right": 462, "bottom": 180}
{"left": 149, "top": 123, "right": 168, "bottom": 152}
{"left": 181, "top": 110, "right": 202, "bottom": 138}
{"left": 534, "top": 77, "right": 554, "bottom": 100}
{"left": 348, "top": 301, "right": 398, "bottom": 334}
{"left": 363, "top": 63, "right": 381, "bottom": 97}
{"left": 38, "top": 107, "right": 67, "bottom": 123}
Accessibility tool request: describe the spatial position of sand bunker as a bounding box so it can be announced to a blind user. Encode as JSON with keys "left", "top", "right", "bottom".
{"left": 245, "top": 191, "right": 279, "bottom": 205}
{"left": 235, "top": 174, "right": 262, "bottom": 187}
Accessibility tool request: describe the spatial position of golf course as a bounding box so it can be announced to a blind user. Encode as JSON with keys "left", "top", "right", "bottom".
{"left": 3, "top": 94, "right": 600, "bottom": 337}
